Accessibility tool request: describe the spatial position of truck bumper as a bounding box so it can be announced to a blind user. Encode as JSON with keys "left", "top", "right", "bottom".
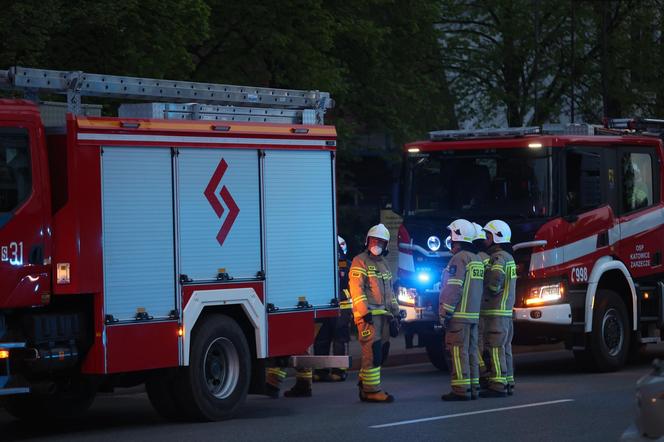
{"left": 514, "top": 303, "right": 572, "bottom": 325}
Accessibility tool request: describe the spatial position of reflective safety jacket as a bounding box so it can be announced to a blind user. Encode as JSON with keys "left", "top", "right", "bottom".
{"left": 439, "top": 250, "right": 484, "bottom": 323}
{"left": 348, "top": 251, "right": 399, "bottom": 322}
{"left": 481, "top": 246, "right": 516, "bottom": 317}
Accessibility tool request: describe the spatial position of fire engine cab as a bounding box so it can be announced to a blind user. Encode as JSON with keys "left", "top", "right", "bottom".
{"left": 0, "top": 67, "right": 345, "bottom": 421}
{"left": 394, "top": 121, "right": 664, "bottom": 372}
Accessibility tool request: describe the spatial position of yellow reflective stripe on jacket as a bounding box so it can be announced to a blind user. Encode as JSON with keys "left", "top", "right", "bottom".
{"left": 480, "top": 309, "right": 512, "bottom": 317}
{"left": 350, "top": 267, "right": 367, "bottom": 277}
{"left": 366, "top": 272, "right": 392, "bottom": 280}
{"left": 447, "top": 278, "right": 463, "bottom": 286}
{"left": 442, "top": 303, "right": 456, "bottom": 313}
{"left": 452, "top": 311, "right": 480, "bottom": 319}
{"left": 370, "top": 309, "right": 390, "bottom": 315}
{"left": 353, "top": 296, "right": 368, "bottom": 304}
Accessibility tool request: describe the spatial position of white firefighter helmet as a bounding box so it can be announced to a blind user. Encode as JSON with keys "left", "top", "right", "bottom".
{"left": 472, "top": 222, "right": 486, "bottom": 241}
{"left": 366, "top": 223, "right": 390, "bottom": 243}
{"left": 447, "top": 219, "right": 475, "bottom": 243}
{"left": 483, "top": 219, "right": 512, "bottom": 244}
{"left": 337, "top": 235, "right": 348, "bottom": 255}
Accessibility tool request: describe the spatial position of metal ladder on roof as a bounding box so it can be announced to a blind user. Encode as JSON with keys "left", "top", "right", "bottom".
{"left": 0, "top": 66, "right": 333, "bottom": 124}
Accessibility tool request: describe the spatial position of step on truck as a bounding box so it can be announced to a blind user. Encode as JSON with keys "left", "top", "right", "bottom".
{"left": 0, "top": 66, "right": 346, "bottom": 421}
{"left": 393, "top": 122, "right": 664, "bottom": 371}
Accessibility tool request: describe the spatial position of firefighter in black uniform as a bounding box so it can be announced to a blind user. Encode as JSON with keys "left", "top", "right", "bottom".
{"left": 313, "top": 236, "right": 352, "bottom": 382}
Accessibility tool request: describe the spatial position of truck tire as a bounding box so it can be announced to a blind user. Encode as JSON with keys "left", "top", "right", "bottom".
{"left": 425, "top": 339, "right": 447, "bottom": 371}
{"left": 3, "top": 375, "right": 96, "bottom": 421}
{"left": 146, "top": 369, "right": 183, "bottom": 421}
{"left": 175, "top": 314, "right": 250, "bottom": 421}
{"left": 574, "top": 290, "right": 630, "bottom": 372}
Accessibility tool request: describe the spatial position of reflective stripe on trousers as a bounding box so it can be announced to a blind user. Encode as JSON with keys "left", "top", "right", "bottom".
{"left": 358, "top": 316, "right": 390, "bottom": 393}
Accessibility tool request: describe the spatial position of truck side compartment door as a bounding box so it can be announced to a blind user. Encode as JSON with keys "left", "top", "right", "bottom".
{"left": 101, "top": 146, "right": 176, "bottom": 322}
{"left": 177, "top": 148, "right": 261, "bottom": 282}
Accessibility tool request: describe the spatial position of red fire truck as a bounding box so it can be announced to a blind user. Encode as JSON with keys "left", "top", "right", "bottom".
{"left": 394, "top": 122, "right": 664, "bottom": 372}
{"left": 0, "top": 67, "right": 345, "bottom": 421}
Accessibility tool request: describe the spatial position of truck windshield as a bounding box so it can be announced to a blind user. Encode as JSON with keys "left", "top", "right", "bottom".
{"left": 405, "top": 147, "right": 555, "bottom": 219}
{"left": 0, "top": 128, "right": 31, "bottom": 226}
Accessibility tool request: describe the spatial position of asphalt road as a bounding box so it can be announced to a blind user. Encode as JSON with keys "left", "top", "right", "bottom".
{"left": 2, "top": 346, "right": 663, "bottom": 442}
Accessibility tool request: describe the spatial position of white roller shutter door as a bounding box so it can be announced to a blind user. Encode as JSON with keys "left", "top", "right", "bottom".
{"left": 102, "top": 147, "right": 176, "bottom": 321}
{"left": 263, "top": 150, "right": 336, "bottom": 309}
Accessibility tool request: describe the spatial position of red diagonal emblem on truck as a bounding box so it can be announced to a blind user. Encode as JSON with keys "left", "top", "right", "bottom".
{"left": 204, "top": 158, "right": 240, "bottom": 246}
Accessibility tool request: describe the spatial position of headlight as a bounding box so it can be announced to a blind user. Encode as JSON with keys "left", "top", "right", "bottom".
{"left": 427, "top": 236, "right": 441, "bottom": 252}
{"left": 525, "top": 283, "right": 564, "bottom": 306}
{"left": 398, "top": 286, "right": 417, "bottom": 306}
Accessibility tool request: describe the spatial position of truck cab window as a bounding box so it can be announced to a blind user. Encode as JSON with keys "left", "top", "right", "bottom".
{"left": 0, "top": 128, "right": 31, "bottom": 214}
{"left": 622, "top": 152, "right": 653, "bottom": 212}
{"left": 566, "top": 150, "right": 601, "bottom": 214}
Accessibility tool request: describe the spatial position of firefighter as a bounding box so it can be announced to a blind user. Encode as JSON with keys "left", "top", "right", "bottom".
{"left": 479, "top": 219, "right": 516, "bottom": 398}
{"left": 313, "top": 236, "right": 352, "bottom": 382}
{"left": 439, "top": 219, "right": 484, "bottom": 401}
{"left": 349, "top": 223, "right": 399, "bottom": 403}
{"left": 472, "top": 222, "right": 490, "bottom": 388}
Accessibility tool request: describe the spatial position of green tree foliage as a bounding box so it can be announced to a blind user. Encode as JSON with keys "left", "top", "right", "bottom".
{"left": 190, "top": 0, "right": 456, "bottom": 147}
{"left": 0, "top": 0, "right": 61, "bottom": 67}
{"left": 1, "top": 0, "right": 210, "bottom": 78}
{"left": 438, "top": 0, "right": 664, "bottom": 126}
{"left": 439, "top": 0, "right": 576, "bottom": 126}
{"left": 571, "top": 0, "right": 664, "bottom": 121}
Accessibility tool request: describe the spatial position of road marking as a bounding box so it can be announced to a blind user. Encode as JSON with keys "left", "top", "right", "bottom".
{"left": 369, "top": 399, "right": 575, "bottom": 429}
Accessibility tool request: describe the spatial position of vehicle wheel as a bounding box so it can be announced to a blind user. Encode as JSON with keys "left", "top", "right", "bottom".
{"left": 425, "top": 338, "right": 447, "bottom": 371}
{"left": 146, "top": 369, "right": 183, "bottom": 421}
{"left": 175, "top": 314, "right": 251, "bottom": 421}
{"left": 3, "top": 375, "right": 97, "bottom": 421}
{"left": 575, "top": 290, "right": 629, "bottom": 372}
